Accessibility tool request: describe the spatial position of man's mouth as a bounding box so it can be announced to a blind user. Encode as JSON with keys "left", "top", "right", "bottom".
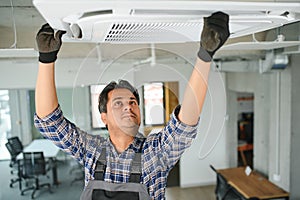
{"left": 122, "top": 113, "right": 136, "bottom": 119}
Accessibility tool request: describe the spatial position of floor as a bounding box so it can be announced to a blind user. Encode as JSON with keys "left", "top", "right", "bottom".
{"left": 0, "top": 156, "right": 216, "bottom": 200}
{"left": 166, "top": 185, "right": 216, "bottom": 200}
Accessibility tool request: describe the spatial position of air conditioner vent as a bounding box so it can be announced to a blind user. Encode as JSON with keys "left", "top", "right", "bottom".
{"left": 131, "top": 9, "right": 264, "bottom": 16}
{"left": 33, "top": 0, "right": 300, "bottom": 43}
{"left": 131, "top": 9, "right": 210, "bottom": 16}
{"left": 104, "top": 22, "right": 201, "bottom": 43}
{"left": 80, "top": 10, "right": 113, "bottom": 19}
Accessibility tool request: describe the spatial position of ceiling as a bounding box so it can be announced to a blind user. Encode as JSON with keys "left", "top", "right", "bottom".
{"left": 0, "top": 0, "right": 300, "bottom": 61}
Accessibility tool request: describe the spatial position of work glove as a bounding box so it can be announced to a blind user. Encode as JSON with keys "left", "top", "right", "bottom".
{"left": 36, "top": 23, "right": 66, "bottom": 63}
{"left": 197, "top": 11, "right": 230, "bottom": 62}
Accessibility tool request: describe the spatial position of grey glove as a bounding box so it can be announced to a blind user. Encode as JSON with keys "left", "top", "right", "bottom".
{"left": 36, "top": 23, "right": 66, "bottom": 63}
{"left": 198, "top": 12, "right": 230, "bottom": 62}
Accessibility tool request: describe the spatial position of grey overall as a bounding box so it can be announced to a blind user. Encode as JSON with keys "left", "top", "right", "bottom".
{"left": 80, "top": 148, "right": 151, "bottom": 200}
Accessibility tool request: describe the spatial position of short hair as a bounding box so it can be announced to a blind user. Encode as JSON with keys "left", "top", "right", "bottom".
{"left": 98, "top": 80, "right": 140, "bottom": 113}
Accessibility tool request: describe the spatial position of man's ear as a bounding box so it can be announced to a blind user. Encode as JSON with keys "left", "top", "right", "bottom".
{"left": 101, "top": 113, "right": 107, "bottom": 125}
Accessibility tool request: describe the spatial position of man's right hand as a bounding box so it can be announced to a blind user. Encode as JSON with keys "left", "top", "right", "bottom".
{"left": 36, "top": 23, "right": 66, "bottom": 63}
{"left": 197, "top": 11, "right": 230, "bottom": 62}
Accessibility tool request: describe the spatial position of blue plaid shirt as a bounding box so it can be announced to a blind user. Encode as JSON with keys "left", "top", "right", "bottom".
{"left": 34, "top": 105, "right": 198, "bottom": 200}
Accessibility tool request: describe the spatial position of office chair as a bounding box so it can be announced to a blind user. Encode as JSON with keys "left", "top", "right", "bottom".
{"left": 5, "top": 137, "right": 24, "bottom": 189}
{"left": 6, "top": 136, "right": 23, "bottom": 173}
{"left": 20, "top": 152, "right": 52, "bottom": 199}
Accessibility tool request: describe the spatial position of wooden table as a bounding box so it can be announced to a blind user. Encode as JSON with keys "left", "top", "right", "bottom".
{"left": 17, "top": 139, "right": 60, "bottom": 185}
{"left": 217, "top": 167, "right": 289, "bottom": 199}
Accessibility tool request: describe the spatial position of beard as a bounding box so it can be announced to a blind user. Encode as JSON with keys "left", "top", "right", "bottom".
{"left": 118, "top": 113, "right": 140, "bottom": 136}
{"left": 122, "top": 124, "right": 140, "bottom": 137}
{"left": 107, "top": 116, "right": 140, "bottom": 137}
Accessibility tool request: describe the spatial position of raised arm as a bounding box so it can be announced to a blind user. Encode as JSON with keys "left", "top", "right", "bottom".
{"left": 178, "top": 12, "right": 230, "bottom": 125}
{"left": 35, "top": 24, "right": 65, "bottom": 118}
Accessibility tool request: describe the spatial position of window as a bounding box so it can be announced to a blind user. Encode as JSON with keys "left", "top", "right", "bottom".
{"left": 143, "top": 82, "right": 165, "bottom": 125}
{"left": 90, "top": 85, "right": 106, "bottom": 129}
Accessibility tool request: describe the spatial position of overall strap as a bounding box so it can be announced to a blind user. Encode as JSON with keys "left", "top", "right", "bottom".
{"left": 94, "top": 148, "right": 107, "bottom": 180}
{"left": 129, "top": 152, "right": 142, "bottom": 183}
{"left": 94, "top": 138, "right": 145, "bottom": 183}
{"left": 129, "top": 137, "right": 145, "bottom": 183}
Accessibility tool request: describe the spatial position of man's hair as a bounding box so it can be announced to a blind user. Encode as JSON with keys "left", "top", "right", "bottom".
{"left": 98, "top": 79, "right": 140, "bottom": 113}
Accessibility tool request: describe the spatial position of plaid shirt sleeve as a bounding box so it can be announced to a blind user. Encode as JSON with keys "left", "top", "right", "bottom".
{"left": 162, "top": 105, "right": 199, "bottom": 168}
{"left": 145, "top": 105, "right": 199, "bottom": 171}
{"left": 33, "top": 105, "right": 104, "bottom": 166}
{"left": 142, "top": 105, "right": 199, "bottom": 199}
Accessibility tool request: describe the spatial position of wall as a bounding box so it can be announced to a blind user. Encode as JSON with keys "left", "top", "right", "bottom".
{"left": 290, "top": 54, "right": 300, "bottom": 199}
{"left": 8, "top": 89, "right": 32, "bottom": 145}
{"left": 180, "top": 70, "right": 228, "bottom": 187}
{"left": 226, "top": 67, "right": 292, "bottom": 191}
{"left": 268, "top": 69, "right": 291, "bottom": 191}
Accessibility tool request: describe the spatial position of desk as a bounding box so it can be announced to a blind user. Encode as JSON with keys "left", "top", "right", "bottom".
{"left": 217, "top": 167, "right": 289, "bottom": 199}
{"left": 17, "top": 139, "right": 60, "bottom": 185}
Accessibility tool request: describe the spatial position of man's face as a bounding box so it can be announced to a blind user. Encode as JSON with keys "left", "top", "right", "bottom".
{"left": 101, "top": 88, "right": 141, "bottom": 137}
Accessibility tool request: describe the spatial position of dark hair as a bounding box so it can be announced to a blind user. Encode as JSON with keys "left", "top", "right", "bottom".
{"left": 98, "top": 80, "right": 140, "bottom": 113}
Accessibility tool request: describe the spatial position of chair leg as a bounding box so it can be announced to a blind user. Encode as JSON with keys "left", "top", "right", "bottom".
{"left": 40, "top": 183, "right": 52, "bottom": 193}
{"left": 31, "top": 178, "right": 39, "bottom": 199}
{"left": 9, "top": 177, "right": 20, "bottom": 188}
{"left": 21, "top": 177, "right": 52, "bottom": 198}
{"left": 32, "top": 182, "right": 52, "bottom": 198}
{"left": 31, "top": 188, "right": 37, "bottom": 199}
{"left": 21, "top": 178, "right": 37, "bottom": 196}
{"left": 21, "top": 186, "right": 35, "bottom": 195}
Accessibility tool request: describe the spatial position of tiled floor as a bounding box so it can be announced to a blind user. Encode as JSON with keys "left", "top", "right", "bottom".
{"left": 0, "top": 157, "right": 216, "bottom": 200}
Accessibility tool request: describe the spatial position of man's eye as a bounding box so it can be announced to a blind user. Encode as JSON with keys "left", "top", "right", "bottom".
{"left": 129, "top": 101, "right": 137, "bottom": 105}
{"left": 114, "top": 101, "right": 122, "bottom": 107}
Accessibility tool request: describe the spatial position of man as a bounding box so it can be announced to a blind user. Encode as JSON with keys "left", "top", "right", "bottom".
{"left": 34, "top": 12, "right": 229, "bottom": 200}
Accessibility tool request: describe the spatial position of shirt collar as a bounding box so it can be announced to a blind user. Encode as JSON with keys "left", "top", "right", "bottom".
{"left": 107, "top": 132, "right": 146, "bottom": 154}
{"left": 130, "top": 132, "right": 146, "bottom": 153}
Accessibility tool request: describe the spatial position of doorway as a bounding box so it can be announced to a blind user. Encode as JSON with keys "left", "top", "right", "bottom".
{"left": 237, "top": 93, "right": 254, "bottom": 168}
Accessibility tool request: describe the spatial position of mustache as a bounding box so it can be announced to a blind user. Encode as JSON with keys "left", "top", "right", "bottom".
{"left": 121, "top": 111, "right": 137, "bottom": 118}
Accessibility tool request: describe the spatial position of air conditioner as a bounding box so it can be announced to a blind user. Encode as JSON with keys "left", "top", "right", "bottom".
{"left": 33, "top": 0, "right": 300, "bottom": 44}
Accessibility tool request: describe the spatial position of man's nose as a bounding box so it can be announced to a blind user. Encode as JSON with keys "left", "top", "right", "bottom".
{"left": 123, "top": 102, "right": 133, "bottom": 111}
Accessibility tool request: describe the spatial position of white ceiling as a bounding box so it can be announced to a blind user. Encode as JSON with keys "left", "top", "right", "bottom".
{"left": 0, "top": 0, "right": 299, "bottom": 90}
{"left": 0, "top": 0, "right": 300, "bottom": 61}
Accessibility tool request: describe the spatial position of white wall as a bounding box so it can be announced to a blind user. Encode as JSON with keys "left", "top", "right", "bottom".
{"left": 0, "top": 59, "right": 38, "bottom": 89}
{"left": 180, "top": 70, "right": 228, "bottom": 187}
{"left": 290, "top": 54, "right": 300, "bottom": 199}
{"left": 8, "top": 89, "right": 32, "bottom": 145}
{"left": 226, "top": 69, "right": 291, "bottom": 191}
{"left": 268, "top": 69, "right": 291, "bottom": 191}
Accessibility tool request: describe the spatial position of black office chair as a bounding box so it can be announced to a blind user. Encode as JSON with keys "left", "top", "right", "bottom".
{"left": 6, "top": 136, "right": 23, "bottom": 172}
{"left": 5, "top": 136, "right": 24, "bottom": 189}
{"left": 20, "top": 152, "right": 52, "bottom": 199}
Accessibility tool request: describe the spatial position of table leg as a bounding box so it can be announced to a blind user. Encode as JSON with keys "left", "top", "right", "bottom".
{"left": 17, "top": 160, "right": 22, "bottom": 190}
{"left": 49, "top": 158, "right": 59, "bottom": 186}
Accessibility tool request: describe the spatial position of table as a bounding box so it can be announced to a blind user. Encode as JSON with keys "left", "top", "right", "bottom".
{"left": 217, "top": 167, "right": 289, "bottom": 199}
{"left": 17, "top": 139, "right": 60, "bottom": 185}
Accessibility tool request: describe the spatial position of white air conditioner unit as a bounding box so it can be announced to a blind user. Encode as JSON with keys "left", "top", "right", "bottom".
{"left": 33, "top": 0, "right": 300, "bottom": 44}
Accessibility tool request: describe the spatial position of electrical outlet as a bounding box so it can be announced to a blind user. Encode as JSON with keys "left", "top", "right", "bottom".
{"left": 273, "top": 174, "right": 281, "bottom": 182}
